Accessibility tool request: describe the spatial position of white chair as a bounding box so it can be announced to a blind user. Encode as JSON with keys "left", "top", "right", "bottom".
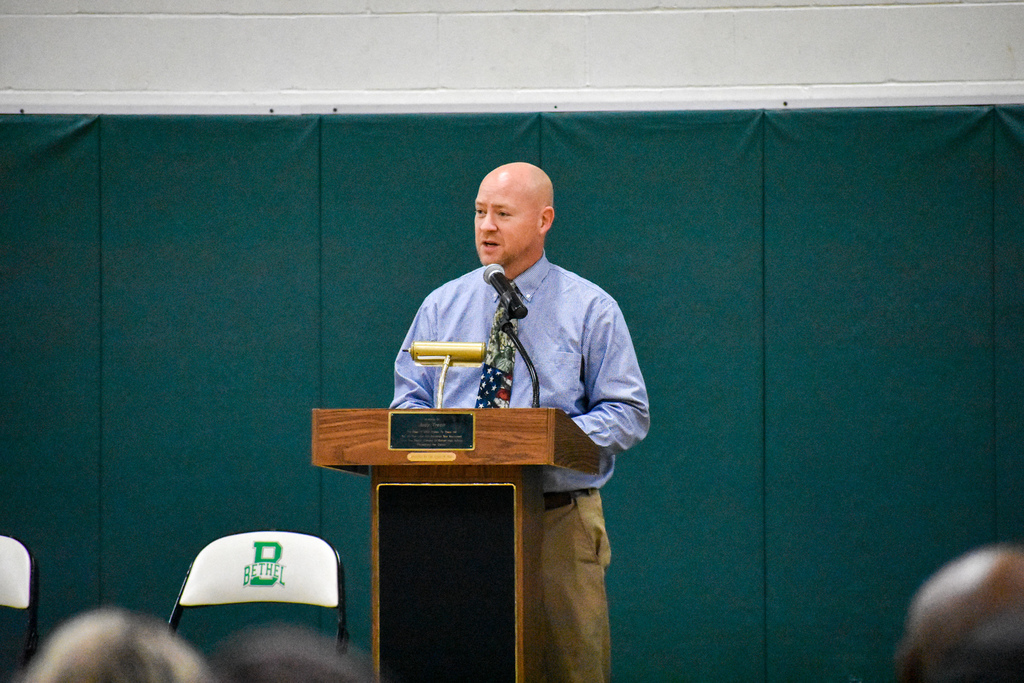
{"left": 0, "top": 535, "right": 38, "bottom": 666}
{"left": 168, "top": 530, "right": 347, "bottom": 651}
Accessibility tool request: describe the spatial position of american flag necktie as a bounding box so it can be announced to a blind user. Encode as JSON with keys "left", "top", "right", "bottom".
{"left": 475, "top": 303, "right": 517, "bottom": 408}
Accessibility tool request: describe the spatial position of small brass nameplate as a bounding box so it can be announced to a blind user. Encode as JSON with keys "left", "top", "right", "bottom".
{"left": 407, "top": 452, "right": 458, "bottom": 462}
{"left": 389, "top": 412, "right": 475, "bottom": 451}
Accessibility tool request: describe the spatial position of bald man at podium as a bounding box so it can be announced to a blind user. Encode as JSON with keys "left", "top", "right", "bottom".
{"left": 392, "top": 162, "right": 650, "bottom": 683}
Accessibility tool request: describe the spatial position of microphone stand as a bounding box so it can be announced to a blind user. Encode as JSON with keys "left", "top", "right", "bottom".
{"left": 497, "top": 309, "right": 540, "bottom": 409}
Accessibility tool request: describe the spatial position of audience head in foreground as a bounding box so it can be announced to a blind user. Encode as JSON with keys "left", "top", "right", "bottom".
{"left": 16, "top": 607, "right": 214, "bottom": 683}
{"left": 896, "top": 544, "right": 1024, "bottom": 683}
{"left": 210, "top": 623, "right": 375, "bottom": 683}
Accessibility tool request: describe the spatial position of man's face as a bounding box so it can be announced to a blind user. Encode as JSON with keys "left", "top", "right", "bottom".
{"left": 474, "top": 169, "right": 551, "bottom": 280}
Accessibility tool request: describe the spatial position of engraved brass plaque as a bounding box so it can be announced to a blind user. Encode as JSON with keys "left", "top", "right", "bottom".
{"left": 389, "top": 412, "right": 475, "bottom": 451}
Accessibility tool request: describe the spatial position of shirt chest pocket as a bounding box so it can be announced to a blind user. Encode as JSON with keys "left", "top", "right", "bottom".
{"left": 538, "top": 351, "right": 585, "bottom": 395}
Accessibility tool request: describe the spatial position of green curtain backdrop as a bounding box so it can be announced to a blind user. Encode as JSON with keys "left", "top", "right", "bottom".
{"left": 764, "top": 107, "right": 995, "bottom": 681}
{"left": 1, "top": 116, "right": 101, "bottom": 666}
{"left": 995, "top": 107, "right": 1024, "bottom": 543}
{"left": 1, "top": 106, "right": 1021, "bottom": 681}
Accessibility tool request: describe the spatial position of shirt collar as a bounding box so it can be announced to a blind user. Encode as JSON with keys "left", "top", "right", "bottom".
{"left": 506, "top": 252, "right": 550, "bottom": 303}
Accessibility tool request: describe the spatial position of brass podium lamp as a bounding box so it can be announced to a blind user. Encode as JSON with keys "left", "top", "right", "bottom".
{"left": 407, "top": 341, "right": 485, "bottom": 408}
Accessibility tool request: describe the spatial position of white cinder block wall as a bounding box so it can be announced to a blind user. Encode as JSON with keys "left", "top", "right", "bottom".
{"left": 1, "top": 0, "right": 1022, "bottom": 113}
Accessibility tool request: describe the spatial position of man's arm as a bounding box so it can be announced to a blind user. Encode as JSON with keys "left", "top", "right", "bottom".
{"left": 574, "top": 298, "right": 650, "bottom": 455}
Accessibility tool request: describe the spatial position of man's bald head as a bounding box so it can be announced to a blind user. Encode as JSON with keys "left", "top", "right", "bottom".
{"left": 481, "top": 162, "right": 554, "bottom": 209}
{"left": 474, "top": 162, "right": 555, "bottom": 280}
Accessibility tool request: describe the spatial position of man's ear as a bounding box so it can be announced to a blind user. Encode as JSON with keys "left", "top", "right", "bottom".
{"left": 539, "top": 206, "right": 555, "bottom": 235}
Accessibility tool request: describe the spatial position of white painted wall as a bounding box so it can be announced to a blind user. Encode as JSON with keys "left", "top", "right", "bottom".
{"left": 1, "top": 0, "right": 1022, "bottom": 113}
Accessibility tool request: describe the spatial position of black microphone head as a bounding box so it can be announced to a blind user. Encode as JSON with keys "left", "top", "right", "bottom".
{"left": 483, "top": 263, "right": 505, "bottom": 284}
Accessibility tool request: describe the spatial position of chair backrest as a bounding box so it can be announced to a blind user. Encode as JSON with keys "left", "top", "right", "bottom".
{"left": 168, "top": 531, "right": 346, "bottom": 649}
{"left": 0, "top": 535, "right": 39, "bottom": 665}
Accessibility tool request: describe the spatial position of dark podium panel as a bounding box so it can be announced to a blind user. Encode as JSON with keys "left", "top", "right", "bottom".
{"left": 312, "top": 408, "right": 598, "bottom": 682}
{"left": 377, "top": 484, "right": 516, "bottom": 682}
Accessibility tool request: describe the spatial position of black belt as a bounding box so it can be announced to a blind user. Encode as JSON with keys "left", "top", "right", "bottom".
{"left": 544, "top": 488, "right": 593, "bottom": 510}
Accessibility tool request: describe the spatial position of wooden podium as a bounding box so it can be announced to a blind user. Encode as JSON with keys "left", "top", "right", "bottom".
{"left": 311, "top": 408, "right": 598, "bottom": 683}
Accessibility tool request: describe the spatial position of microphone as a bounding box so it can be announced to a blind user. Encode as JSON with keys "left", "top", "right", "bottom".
{"left": 482, "top": 264, "right": 528, "bottom": 320}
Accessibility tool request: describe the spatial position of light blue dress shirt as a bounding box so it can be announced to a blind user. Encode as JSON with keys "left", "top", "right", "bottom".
{"left": 392, "top": 254, "right": 650, "bottom": 493}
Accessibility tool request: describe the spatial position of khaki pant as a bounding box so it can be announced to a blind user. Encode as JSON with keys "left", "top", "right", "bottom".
{"left": 541, "top": 490, "right": 612, "bottom": 683}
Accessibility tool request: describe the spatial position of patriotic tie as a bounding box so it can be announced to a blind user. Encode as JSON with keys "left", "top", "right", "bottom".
{"left": 475, "top": 303, "right": 517, "bottom": 408}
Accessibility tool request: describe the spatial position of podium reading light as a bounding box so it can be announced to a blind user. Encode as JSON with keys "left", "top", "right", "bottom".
{"left": 407, "top": 341, "right": 486, "bottom": 409}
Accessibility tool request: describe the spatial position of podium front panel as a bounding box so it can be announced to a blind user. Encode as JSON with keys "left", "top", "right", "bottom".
{"left": 376, "top": 483, "right": 517, "bottom": 682}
